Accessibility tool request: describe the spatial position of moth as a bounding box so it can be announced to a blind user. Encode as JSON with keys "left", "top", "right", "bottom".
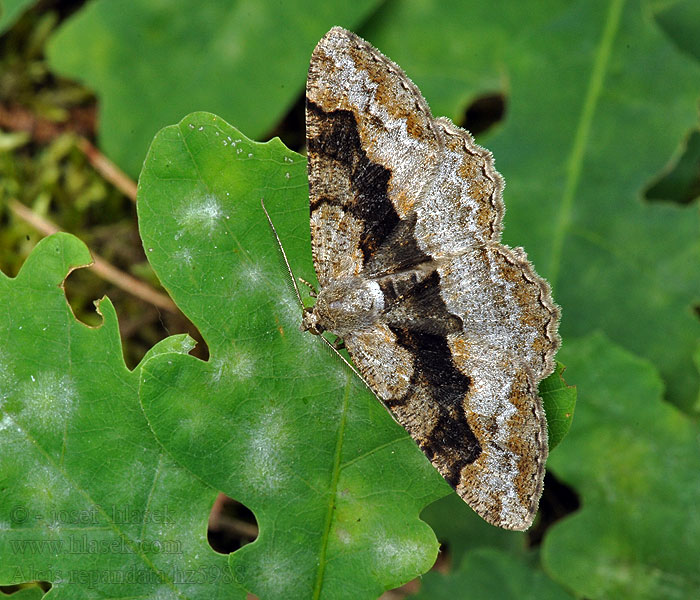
{"left": 279, "top": 27, "right": 560, "bottom": 530}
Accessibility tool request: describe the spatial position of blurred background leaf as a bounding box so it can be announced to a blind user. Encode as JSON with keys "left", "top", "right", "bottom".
{"left": 0, "top": 0, "right": 36, "bottom": 33}
{"left": 654, "top": 0, "right": 700, "bottom": 61}
{"left": 45, "top": 0, "right": 383, "bottom": 176}
{"left": 414, "top": 547, "right": 573, "bottom": 600}
{"left": 543, "top": 332, "right": 700, "bottom": 599}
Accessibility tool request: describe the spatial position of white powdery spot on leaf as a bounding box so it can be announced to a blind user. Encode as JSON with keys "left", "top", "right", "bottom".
{"left": 0, "top": 354, "right": 15, "bottom": 407}
{"left": 45, "top": 519, "right": 62, "bottom": 535}
{"left": 253, "top": 548, "right": 308, "bottom": 594}
{"left": 181, "top": 411, "right": 210, "bottom": 448}
{"left": 374, "top": 532, "right": 426, "bottom": 574}
{"left": 242, "top": 262, "right": 265, "bottom": 287}
{"left": 209, "top": 357, "right": 227, "bottom": 383}
{"left": 242, "top": 406, "right": 291, "bottom": 495}
{"left": 211, "top": 350, "right": 256, "bottom": 383}
{"left": 121, "top": 456, "right": 152, "bottom": 495}
{"left": 173, "top": 247, "right": 194, "bottom": 267}
{"left": 23, "top": 464, "right": 71, "bottom": 515}
{"left": 151, "top": 585, "right": 182, "bottom": 600}
{"left": 177, "top": 195, "right": 223, "bottom": 233}
{"left": 229, "top": 351, "right": 256, "bottom": 381}
{"left": 227, "top": 262, "right": 276, "bottom": 307}
{"left": 275, "top": 291, "right": 301, "bottom": 325}
{"left": 0, "top": 414, "right": 14, "bottom": 432}
{"left": 336, "top": 527, "right": 352, "bottom": 545}
{"left": 20, "top": 372, "right": 76, "bottom": 433}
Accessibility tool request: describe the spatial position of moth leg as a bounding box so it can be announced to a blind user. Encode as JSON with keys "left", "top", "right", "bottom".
{"left": 331, "top": 335, "right": 345, "bottom": 351}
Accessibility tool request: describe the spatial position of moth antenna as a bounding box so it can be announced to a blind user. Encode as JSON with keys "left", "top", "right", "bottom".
{"left": 260, "top": 198, "right": 303, "bottom": 308}
{"left": 298, "top": 277, "right": 318, "bottom": 297}
{"left": 261, "top": 201, "right": 376, "bottom": 400}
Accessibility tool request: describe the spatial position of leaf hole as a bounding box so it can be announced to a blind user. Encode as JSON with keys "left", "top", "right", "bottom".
{"left": 644, "top": 128, "right": 700, "bottom": 205}
{"left": 207, "top": 493, "right": 258, "bottom": 554}
{"left": 265, "top": 92, "right": 306, "bottom": 154}
{"left": 459, "top": 92, "right": 507, "bottom": 137}
{"left": 61, "top": 256, "right": 208, "bottom": 370}
{"left": 526, "top": 470, "right": 580, "bottom": 547}
{"left": 0, "top": 581, "right": 51, "bottom": 595}
{"left": 63, "top": 267, "right": 107, "bottom": 329}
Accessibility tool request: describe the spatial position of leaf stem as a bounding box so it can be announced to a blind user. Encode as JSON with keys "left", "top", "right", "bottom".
{"left": 8, "top": 198, "right": 179, "bottom": 314}
{"left": 76, "top": 136, "right": 137, "bottom": 201}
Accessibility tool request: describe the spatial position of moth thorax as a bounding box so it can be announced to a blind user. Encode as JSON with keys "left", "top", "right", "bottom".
{"left": 302, "top": 277, "right": 385, "bottom": 338}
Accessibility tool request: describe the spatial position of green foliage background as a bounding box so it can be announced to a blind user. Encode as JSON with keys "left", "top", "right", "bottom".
{"left": 1, "top": 0, "right": 699, "bottom": 598}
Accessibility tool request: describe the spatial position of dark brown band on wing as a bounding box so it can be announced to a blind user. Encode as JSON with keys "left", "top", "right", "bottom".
{"left": 365, "top": 212, "right": 432, "bottom": 276}
{"left": 307, "top": 100, "right": 401, "bottom": 266}
{"left": 308, "top": 99, "right": 482, "bottom": 486}
{"left": 389, "top": 325, "right": 481, "bottom": 488}
{"left": 379, "top": 270, "right": 463, "bottom": 335}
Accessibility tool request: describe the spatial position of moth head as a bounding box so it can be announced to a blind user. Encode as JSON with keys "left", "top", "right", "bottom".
{"left": 300, "top": 306, "right": 325, "bottom": 336}
{"left": 302, "top": 277, "right": 384, "bottom": 339}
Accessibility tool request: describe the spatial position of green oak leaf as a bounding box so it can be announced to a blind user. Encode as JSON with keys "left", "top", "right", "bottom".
{"left": 420, "top": 493, "right": 526, "bottom": 567}
{"left": 414, "top": 547, "right": 573, "bottom": 600}
{"left": 136, "top": 112, "right": 574, "bottom": 599}
{"left": 655, "top": 0, "right": 700, "bottom": 61}
{"left": 363, "top": 0, "right": 700, "bottom": 411}
{"left": 0, "top": 233, "right": 240, "bottom": 599}
{"left": 541, "top": 363, "right": 576, "bottom": 450}
{"left": 695, "top": 342, "right": 700, "bottom": 410}
{"left": 543, "top": 332, "right": 700, "bottom": 599}
{"left": 45, "top": 0, "right": 382, "bottom": 176}
{"left": 0, "top": 0, "right": 35, "bottom": 34}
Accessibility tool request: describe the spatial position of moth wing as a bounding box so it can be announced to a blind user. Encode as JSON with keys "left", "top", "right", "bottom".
{"left": 307, "top": 26, "right": 561, "bottom": 530}
{"left": 344, "top": 323, "right": 544, "bottom": 531}
{"left": 306, "top": 27, "right": 501, "bottom": 285}
{"left": 437, "top": 245, "right": 559, "bottom": 529}
{"left": 344, "top": 245, "right": 557, "bottom": 530}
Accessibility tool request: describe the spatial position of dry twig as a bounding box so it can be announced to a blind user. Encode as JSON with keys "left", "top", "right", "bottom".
{"left": 8, "top": 198, "right": 178, "bottom": 314}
